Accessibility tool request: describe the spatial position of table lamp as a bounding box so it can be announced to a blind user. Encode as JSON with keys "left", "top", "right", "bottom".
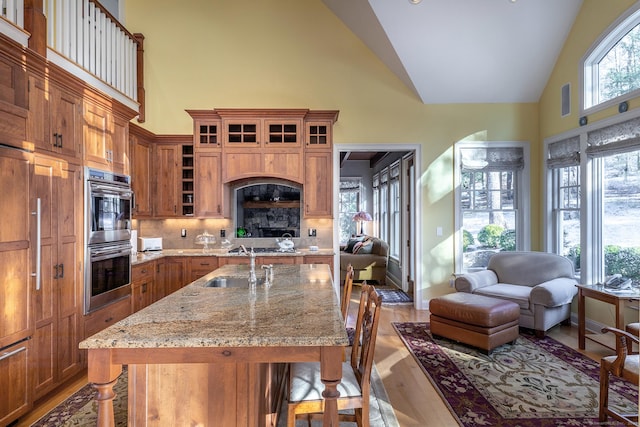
{"left": 352, "top": 211, "right": 372, "bottom": 235}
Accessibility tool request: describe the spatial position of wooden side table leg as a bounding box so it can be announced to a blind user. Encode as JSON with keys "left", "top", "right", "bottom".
{"left": 578, "top": 290, "right": 586, "bottom": 350}
{"left": 93, "top": 378, "right": 118, "bottom": 427}
{"left": 615, "top": 299, "right": 625, "bottom": 331}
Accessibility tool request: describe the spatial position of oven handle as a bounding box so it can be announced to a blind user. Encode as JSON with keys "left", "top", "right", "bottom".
{"left": 90, "top": 246, "right": 132, "bottom": 261}
{"left": 31, "top": 198, "right": 41, "bottom": 291}
{"left": 89, "top": 184, "right": 132, "bottom": 198}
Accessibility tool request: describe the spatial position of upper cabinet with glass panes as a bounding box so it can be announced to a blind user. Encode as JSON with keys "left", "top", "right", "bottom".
{"left": 305, "top": 111, "right": 339, "bottom": 150}
{"left": 212, "top": 109, "right": 308, "bottom": 149}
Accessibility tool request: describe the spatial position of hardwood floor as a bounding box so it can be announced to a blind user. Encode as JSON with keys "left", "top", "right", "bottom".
{"left": 14, "top": 295, "right": 616, "bottom": 427}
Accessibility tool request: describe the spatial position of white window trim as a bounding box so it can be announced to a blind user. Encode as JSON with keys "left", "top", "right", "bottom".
{"left": 453, "top": 141, "right": 531, "bottom": 273}
{"left": 580, "top": 2, "right": 640, "bottom": 115}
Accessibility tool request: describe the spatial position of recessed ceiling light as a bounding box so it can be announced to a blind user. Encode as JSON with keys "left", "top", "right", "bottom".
{"left": 409, "top": 0, "right": 422, "bottom": 4}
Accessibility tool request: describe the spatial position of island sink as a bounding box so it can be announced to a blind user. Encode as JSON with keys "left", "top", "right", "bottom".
{"left": 203, "top": 276, "right": 265, "bottom": 288}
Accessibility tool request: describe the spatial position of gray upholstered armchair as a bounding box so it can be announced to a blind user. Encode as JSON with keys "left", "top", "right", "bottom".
{"left": 454, "top": 251, "right": 578, "bottom": 337}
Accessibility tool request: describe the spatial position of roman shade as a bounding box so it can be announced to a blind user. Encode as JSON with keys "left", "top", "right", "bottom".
{"left": 586, "top": 116, "right": 640, "bottom": 158}
{"left": 547, "top": 136, "right": 580, "bottom": 169}
{"left": 460, "top": 147, "right": 524, "bottom": 171}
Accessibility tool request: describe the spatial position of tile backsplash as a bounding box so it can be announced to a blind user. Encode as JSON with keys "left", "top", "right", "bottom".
{"left": 133, "top": 218, "right": 333, "bottom": 251}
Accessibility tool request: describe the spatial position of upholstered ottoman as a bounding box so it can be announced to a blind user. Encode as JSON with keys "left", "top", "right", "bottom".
{"left": 430, "top": 293, "right": 520, "bottom": 354}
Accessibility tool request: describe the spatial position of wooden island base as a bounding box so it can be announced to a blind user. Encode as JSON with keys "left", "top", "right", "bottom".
{"left": 127, "top": 362, "right": 287, "bottom": 426}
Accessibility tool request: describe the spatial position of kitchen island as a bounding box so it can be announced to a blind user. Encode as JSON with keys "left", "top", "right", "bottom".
{"left": 79, "top": 263, "right": 347, "bottom": 426}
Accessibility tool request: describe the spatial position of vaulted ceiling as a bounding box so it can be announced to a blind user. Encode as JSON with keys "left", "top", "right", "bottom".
{"left": 322, "top": 0, "right": 583, "bottom": 104}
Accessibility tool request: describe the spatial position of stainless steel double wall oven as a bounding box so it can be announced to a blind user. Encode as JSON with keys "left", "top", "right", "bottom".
{"left": 84, "top": 167, "right": 132, "bottom": 313}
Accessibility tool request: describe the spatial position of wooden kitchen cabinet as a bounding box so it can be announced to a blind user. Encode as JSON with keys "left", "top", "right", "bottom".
{"left": 195, "top": 151, "right": 225, "bottom": 217}
{"left": 189, "top": 257, "right": 219, "bottom": 282}
{"left": 304, "top": 151, "right": 333, "bottom": 218}
{"left": 28, "top": 75, "right": 82, "bottom": 160}
{"left": 0, "top": 146, "right": 32, "bottom": 350}
{"left": 185, "top": 108, "right": 338, "bottom": 219}
{"left": 218, "top": 255, "right": 303, "bottom": 267}
{"left": 154, "top": 143, "right": 181, "bottom": 217}
{"left": 262, "top": 256, "right": 303, "bottom": 265}
{"left": 159, "top": 257, "right": 189, "bottom": 296}
{"left": 0, "top": 51, "right": 29, "bottom": 151}
{"left": 0, "top": 146, "right": 33, "bottom": 424}
{"left": 219, "top": 111, "right": 304, "bottom": 183}
{"left": 130, "top": 127, "right": 154, "bottom": 218}
{"left": 84, "top": 296, "right": 132, "bottom": 338}
{"left": 303, "top": 255, "right": 334, "bottom": 275}
{"left": 223, "top": 118, "right": 261, "bottom": 147}
{"left": 0, "top": 339, "right": 31, "bottom": 426}
{"left": 305, "top": 121, "right": 333, "bottom": 150}
{"left": 32, "top": 155, "right": 84, "bottom": 399}
{"left": 131, "top": 261, "right": 155, "bottom": 312}
{"left": 83, "top": 98, "right": 130, "bottom": 174}
{"left": 194, "top": 119, "right": 221, "bottom": 149}
{"left": 153, "top": 140, "right": 195, "bottom": 218}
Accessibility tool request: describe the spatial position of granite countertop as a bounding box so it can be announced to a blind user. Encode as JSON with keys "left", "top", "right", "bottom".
{"left": 132, "top": 248, "right": 335, "bottom": 265}
{"left": 79, "top": 264, "right": 347, "bottom": 349}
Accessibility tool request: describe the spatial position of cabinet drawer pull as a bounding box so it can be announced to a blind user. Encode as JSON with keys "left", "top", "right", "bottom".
{"left": 105, "top": 317, "right": 113, "bottom": 323}
{"left": 0, "top": 346, "right": 27, "bottom": 361}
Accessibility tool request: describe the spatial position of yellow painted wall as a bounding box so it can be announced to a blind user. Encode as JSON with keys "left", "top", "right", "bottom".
{"left": 124, "top": 0, "right": 630, "bottom": 304}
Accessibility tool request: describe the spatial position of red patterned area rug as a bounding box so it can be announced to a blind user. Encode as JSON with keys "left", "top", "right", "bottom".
{"left": 393, "top": 322, "right": 638, "bottom": 427}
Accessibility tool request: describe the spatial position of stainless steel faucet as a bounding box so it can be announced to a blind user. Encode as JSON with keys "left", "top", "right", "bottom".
{"left": 239, "top": 245, "right": 257, "bottom": 286}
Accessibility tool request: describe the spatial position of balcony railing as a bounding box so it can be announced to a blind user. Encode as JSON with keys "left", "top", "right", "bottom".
{"left": 1, "top": 0, "right": 23, "bottom": 26}
{"left": 0, "top": 0, "right": 143, "bottom": 118}
{"left": 0, "top": 0, "right": 28, "bottom": 44}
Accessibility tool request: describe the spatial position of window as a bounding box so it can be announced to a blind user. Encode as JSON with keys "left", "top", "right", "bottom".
{"left": 389, "top": 162, "right": 401, "bottom": 259}
{"left": 372, "top": 174, "right": 380, "bottom": 237}
{"left": 547, "top": 136, "right": 581, "bottom": 274}
{"left": 338, "top": 178, "right": 361, "bottom": 244}
{"left": 379, "top": 170, "right": 389, "bottom": 242}
{"left": 547, "top": 114, "right": 640, "bottom": 286}
{"left": 455, "top": 142, "right": 530, "bottom": 272}
{"left": 582, "top": 5, "right": 640, "bottom": 112}
{"left": 587, "top": 116, "right": 640, "bottom": 284}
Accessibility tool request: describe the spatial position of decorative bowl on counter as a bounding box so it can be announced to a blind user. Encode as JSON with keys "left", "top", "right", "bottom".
{"left": 195, "top": 231, "right": 216, "bottom": 253}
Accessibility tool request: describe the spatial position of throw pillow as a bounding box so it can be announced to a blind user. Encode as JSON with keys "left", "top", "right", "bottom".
{"left": 354, "top": 239, "right": 374, "bottom": 254}
{"left": 352, "top": 241, "right": 364, "bottom": 253}
{"left": 344, "top": 236, "right": 365, "bottom": 253}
